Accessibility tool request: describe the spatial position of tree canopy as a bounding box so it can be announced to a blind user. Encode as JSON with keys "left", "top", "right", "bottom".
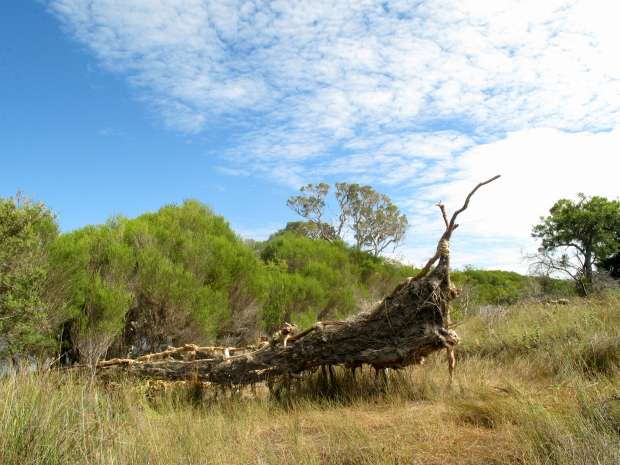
{"left": 532, "top": 193, "right": 620, "bottom": 294}
{"left": 286, "top": 182, "right": 408, "bottom": 256}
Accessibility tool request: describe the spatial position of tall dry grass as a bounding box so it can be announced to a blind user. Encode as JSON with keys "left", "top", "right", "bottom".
{"left": 1, "top": 293, "right": 619, "bottom": 465}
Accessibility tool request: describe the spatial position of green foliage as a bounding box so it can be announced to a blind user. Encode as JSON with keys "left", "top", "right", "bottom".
{"left": 286, "top": 182, "right": 408, "bottom": 256}
{"left": 600, "top": 252, "right": 620, "bottom": 279}
{"left": 0, "top": 194, "right": 58, "bottom": 355}
{"left": 335, "top": 182, "right": 408, "bottom": 255}
{"left": 348, "top": 248, "right": 415, "bottom": 293}
{"left": 532, "top": 194, "right": 620, "bottom": 293}
{"left": 48, "top": 200, "right": 261, "bottom": 357}
{"left": 534, "top": 274, "right": 576, "bottom": 296}
{"left": 49, "top": 224, "right": 134, "bottom": 330}
{"left": 452, "top": 269, "right": 530, "bottom": 305}
{"left": 533, "top": 194, "right": 620, "bottom": 259}
{"left": 285, "top": 183, "right": 335, "bottom": 241}
{"left": 274, "top": 220, "right": 337, "bottom": 241}
{"left": 259, "top": 234, "right": 355, "bottom": 330}
{"left": 258, "top": 233, "right": 414, "bottom": 331}
{"left": 450, "top": 269, "right": 575, "bottom": 321}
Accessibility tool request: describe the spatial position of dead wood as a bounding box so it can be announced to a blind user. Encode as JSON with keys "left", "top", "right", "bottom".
{"left": 93, "top": 176, "right": 501, "bottom": 387}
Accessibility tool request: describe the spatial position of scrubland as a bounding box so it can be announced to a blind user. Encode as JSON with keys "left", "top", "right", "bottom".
{"left": 2, "top": 292, "right": 619, "bottom": 465}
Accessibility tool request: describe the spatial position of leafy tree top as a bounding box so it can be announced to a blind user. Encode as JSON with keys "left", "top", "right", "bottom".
{"left": 532, "top": 194, "right": 620, "bottom": 262}
{"left": 286, "top": 182, "right": 408, "bottom": 256}
{"left": 531, "top": 193, "right": 620, "bottom": 294}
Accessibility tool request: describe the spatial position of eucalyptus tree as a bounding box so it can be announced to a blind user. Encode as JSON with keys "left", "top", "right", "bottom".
{"left": 287, "top": 182, "right": 408, "bottom": 256}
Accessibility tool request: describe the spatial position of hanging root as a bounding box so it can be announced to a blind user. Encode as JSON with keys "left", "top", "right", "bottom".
{"left": 439, "top": 328, "right": 460, "bottom": 383}
{"left": 447, "top": 347, "right": 456, "bottom": 382}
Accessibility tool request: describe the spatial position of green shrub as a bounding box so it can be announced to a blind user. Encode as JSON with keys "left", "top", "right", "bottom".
{"left": 258, "top": 233, "right": 412, "bottom": 330}
{"left": 0, "top": 195, "right": 58, "bottom": 355}
{"left": 47, "top": 201, "right": 263, "bottom": 358}
{"left": 452, "top": 269, "right": 530, "bottom": 305}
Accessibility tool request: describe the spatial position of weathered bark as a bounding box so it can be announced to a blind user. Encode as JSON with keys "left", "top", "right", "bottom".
{"left": 94, "top": 176, "right": 500, "bottom": 387}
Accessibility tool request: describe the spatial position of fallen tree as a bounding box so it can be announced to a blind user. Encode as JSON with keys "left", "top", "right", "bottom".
{"left": 94, "top": 176, "right": 501, "bottom": 389}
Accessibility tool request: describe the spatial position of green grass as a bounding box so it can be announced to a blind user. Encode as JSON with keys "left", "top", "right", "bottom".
{"left": 2, "top": 293, "right": 619, "bottom": 465}
{"left": 459, "top": 291, "right": 620, "bottom": 378}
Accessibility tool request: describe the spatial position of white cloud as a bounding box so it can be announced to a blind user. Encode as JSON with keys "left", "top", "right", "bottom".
{"left": 429, "top": 128, "right": 620, "bottom": 237}
{"left": 50, "top": 0, "right": 620, "bottom": 140}
{"left": 403, "top": 128, "right": 620, "bottom": 271}
{"left": 49, "top": 0, "right": 620, "bottom": 271}
{"left": 215, "top": 166, "right": 250, "bottom": 177}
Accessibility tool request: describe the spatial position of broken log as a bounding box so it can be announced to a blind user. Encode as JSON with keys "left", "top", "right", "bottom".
{"left": 94, "top": 176, "right": 500, "bottom": 387}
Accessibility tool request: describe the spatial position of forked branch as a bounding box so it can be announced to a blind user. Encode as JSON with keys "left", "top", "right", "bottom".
{"left": 436, "top": 202, "right": 449, "bottom": 228}
{"left": 411, "top": 175, "right": 501, "bottom": 282}
{"left": 446, "top": 174, "right": 501, "bottom": 238}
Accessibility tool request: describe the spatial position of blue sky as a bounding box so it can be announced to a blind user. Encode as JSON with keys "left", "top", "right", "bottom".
{"left": 1, "top": 1, "right": 293, "bottom": 236}
{"left": 2, "top": 1, "right": 619, "bottom": 271}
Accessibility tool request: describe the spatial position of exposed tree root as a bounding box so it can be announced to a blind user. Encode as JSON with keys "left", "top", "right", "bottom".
{"left": 93, "top": 176, "right": 500, "bottom": 391}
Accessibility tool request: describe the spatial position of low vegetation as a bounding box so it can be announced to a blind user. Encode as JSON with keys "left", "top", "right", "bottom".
{"left": 1, "top": 190, "right": 618, "bottom": 464}
{"left": 1, "top": 195, "right": 577, "bottom": 364}
{"left": 2, "top": 293, "right": 619, "bottom": 465}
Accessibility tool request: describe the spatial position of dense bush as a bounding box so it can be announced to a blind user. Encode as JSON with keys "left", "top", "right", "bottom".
{"left": 259, "top": 234, "right": 357, "bottom": 330}
{"left": 0, "top": 195, "right": 577, "bottom": 361}
{"left": 0, "top": 195, "right": 58, "bottom": 355}
{"left": 48, "top": 201, "right": 262, "bottom": 360}
{"left": 258, "top": 233, "right": 414, "bottom": 331}
{"left": 452, "top": 269, "right": 531, "bottom": 305}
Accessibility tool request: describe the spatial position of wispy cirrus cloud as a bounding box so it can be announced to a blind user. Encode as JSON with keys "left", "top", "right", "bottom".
{"left": 49, "top": 0, "right": 620, "bottom": 270}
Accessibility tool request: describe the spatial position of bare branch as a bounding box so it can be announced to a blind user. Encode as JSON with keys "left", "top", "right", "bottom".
{"left": 447, "top": 175, "right": 501, "bottom": 237}
{"left": 411, "top": 175, "right": 501, "bottom": 282}
{"left": 436, "top": 202, "right": 449, "bottom": 228}
{"left": 410, "top": 250, "right": 441, "bottom": 282}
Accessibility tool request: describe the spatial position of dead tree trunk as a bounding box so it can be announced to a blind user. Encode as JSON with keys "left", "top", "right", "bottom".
{"left": 95, "top": 176, "right": 500, "bottom": 386}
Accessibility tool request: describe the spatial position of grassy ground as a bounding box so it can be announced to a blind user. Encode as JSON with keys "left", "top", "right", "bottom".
{"left": 2, "top": 293, "right": 620, "bottom": 465}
